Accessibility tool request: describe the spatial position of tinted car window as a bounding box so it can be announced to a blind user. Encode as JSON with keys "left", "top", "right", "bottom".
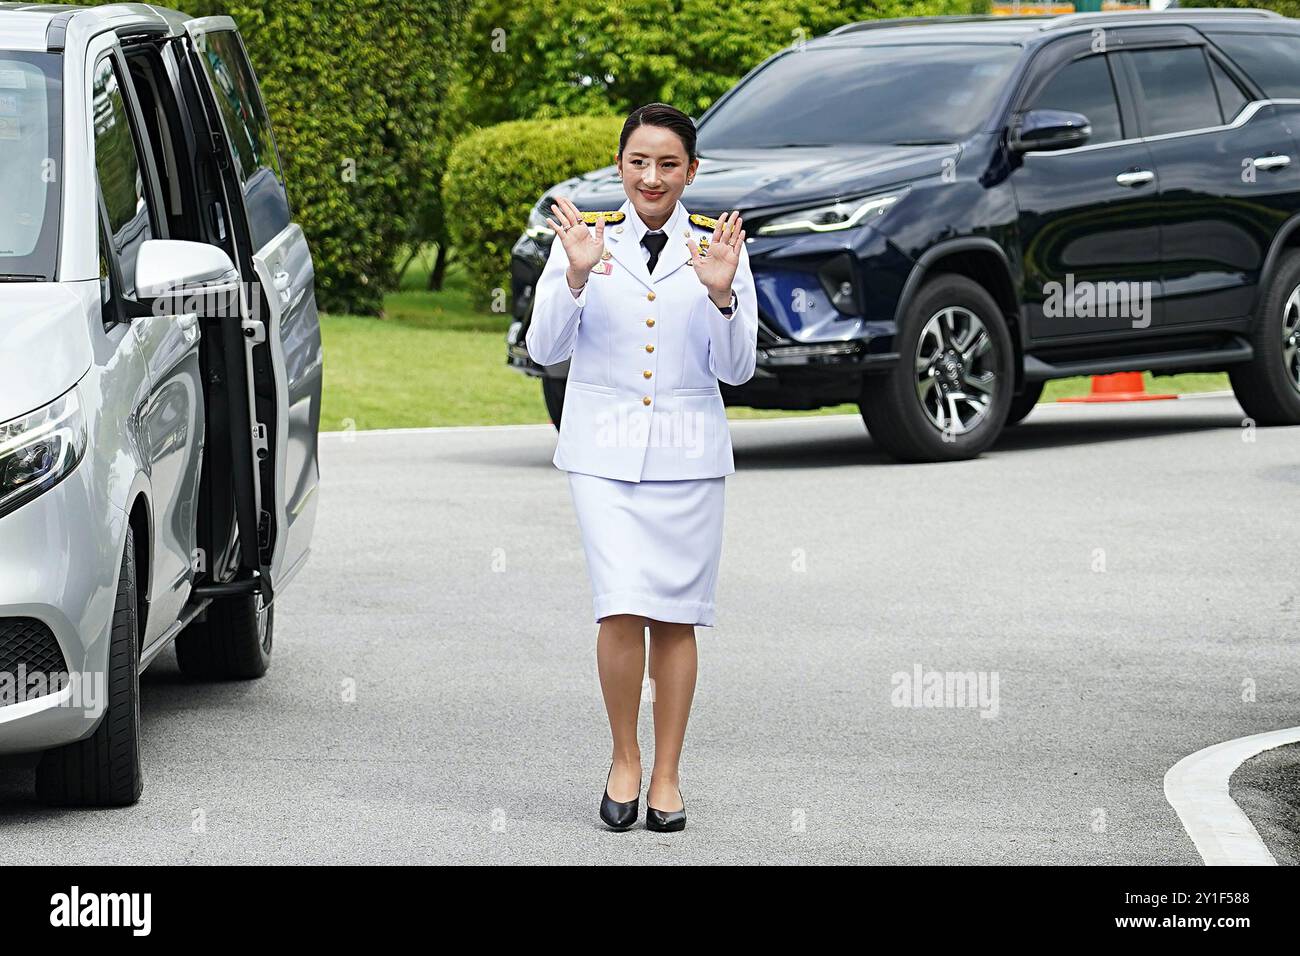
{"left": 0, "top": 51, "right": 62, "bottom": 281}
{"left": 1207, "top": 32, "right": 1300, "bottom": 98}
{"left": 1208, "top": 57, "right": 1249, "bottom": 123}
{"left": 1127, "top": 47, "right": 1220, "bottom": 136}
{"left": 1029, "top": 54, "right": 1124, "bottom": 144}
{"left": 696, "top": 44, "right": 1023, "bottom": 148}
{"left": 195, "top": 30, "right": 290, "bottom": 249}
{"left": 92, "top": 56, "right": 152, "bottom": 296}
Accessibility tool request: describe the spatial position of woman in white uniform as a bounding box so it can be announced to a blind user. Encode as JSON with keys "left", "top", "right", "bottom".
{"left": 526, "top": 103, "right": 758, "bottom": 832}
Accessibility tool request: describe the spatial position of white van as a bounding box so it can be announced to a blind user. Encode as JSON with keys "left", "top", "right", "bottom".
{"left": 0, "top": 4, "right": 323, "bottom": 805}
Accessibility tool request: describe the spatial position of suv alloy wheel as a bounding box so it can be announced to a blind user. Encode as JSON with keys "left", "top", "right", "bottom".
{"left": 860, "top": 273, "right": 1014, "bottom": 461}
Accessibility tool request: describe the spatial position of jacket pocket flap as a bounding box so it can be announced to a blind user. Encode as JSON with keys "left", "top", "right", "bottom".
{"left": 567, "top": 379, "right": 617, "bottom": 395}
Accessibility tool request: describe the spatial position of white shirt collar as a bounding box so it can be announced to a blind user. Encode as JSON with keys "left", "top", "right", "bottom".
{"left": 622, "top": 196, "right": 685, "bottom": 245}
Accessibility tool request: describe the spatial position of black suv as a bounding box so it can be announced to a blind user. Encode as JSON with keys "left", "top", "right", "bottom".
{"left": 507, "top": 8, "right": 1300, "bottom": 461}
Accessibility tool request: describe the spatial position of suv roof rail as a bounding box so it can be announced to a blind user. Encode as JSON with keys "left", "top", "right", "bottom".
{"left": 1039, "top": 8, "right": 1283, "bottom": 31}
{"left": 826, "top": 14, "right": 1053, "bottom": 36}
{"left": 826, "top": 8, "right": 1283, "bottom": 39}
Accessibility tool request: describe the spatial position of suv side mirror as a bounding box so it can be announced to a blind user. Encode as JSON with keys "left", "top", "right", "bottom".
{"left": 136, "top": 239, "right": 241, "bottom": 316}
{"left": 1010, "top": 109, "right": 1091, "bottom": 153}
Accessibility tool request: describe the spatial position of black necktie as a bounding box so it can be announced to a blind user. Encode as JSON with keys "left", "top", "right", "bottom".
{"left": 642, "top": 231, "right": 668, "bottom": 275}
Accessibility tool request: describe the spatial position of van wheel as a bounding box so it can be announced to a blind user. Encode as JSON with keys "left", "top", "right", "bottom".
{"left": 1005, "top": 381, "right": 1045, "bottom": 427}
{"left": 1230, "top": 250, "right": 1300, "bottom": 424}
{"left": 175, "top": 591, "right": 273, "bottom": 680}
{"left": 542, "top": 376, "right": 566, "bottom": 430}
{"left": 35, "top": 525, "right": 143, "bottom": 807}
{"left": 860, "top": 273, "right": 1014, "bottom": 461}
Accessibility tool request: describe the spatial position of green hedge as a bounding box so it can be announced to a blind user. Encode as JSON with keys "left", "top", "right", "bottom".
{"left": 443, "top": 116, "right": 626, "bottom": 311}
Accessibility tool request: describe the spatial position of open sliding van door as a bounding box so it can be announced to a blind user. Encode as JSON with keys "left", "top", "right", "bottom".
{"left": 180, "top": 17, "right": 323, "bottom": 598}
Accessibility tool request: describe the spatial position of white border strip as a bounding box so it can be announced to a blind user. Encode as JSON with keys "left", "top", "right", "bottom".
{"left": 1164, "top": 725, "right": 1300, "bottom": 866}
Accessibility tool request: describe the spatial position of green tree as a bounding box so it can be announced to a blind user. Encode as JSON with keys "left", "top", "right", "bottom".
{"left": 443, "top": 0, "right": 968, "bottom": 141}
{"left": 186, "top": 0, "right": 465, "bottom": 314}
{"left": 1195, "top": 0, "right": 1300, "bottom": 16}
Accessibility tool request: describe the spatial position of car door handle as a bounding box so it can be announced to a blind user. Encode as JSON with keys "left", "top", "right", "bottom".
{"left": 1115, "top": 169, "right": 1155, "bottom": 187}
{"left": 1253, "top": 154, "right": 1292, "bottom": 171}
{"left": 273, "top": 270, "right": 292, "bottom": 304}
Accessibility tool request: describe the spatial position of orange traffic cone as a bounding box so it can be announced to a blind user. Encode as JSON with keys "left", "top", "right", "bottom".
{"left": 1057, "top": 371, "right": 1177, "bottom": 403}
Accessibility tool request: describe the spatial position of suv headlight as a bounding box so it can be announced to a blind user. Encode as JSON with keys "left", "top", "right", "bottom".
{"left": 525, "top": 203, "right": 556, "bottom": 241}
{"left": 0, "top": 386, "right": 88, "bottom": 520}
{"left": 756, "top": 190, "right": 907, "bottom": 236}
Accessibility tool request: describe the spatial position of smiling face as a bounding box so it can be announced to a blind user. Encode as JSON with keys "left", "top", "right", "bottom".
{"left": 616, "top": 124, "right": 699, "bottom": 229}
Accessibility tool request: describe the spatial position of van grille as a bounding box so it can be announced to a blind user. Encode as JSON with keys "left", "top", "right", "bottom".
{"left": 0, "top": 618, "right": 68, "bottom": 695}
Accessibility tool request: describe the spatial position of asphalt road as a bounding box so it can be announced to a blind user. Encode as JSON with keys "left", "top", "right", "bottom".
{"left": 1, "top": 393, "right": 1296, "bottom": 864}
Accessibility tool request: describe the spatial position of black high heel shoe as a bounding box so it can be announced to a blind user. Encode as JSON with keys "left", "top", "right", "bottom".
{"left": 645, "top": 782, "right": 686, "bottom": 832}
{"left": 599, "top": 762, "right": 641, "bottom": 830}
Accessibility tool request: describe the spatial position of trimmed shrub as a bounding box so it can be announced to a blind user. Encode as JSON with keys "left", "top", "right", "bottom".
{"left": 444, "top": 115, "right": 625, "bottom": 310}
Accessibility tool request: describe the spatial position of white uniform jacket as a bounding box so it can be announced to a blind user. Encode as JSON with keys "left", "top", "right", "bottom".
{"left": 525, "top": 197, "right": 759, "bottom": 482}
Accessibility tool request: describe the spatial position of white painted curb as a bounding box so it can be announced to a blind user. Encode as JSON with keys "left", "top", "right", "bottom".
{"left": 1164, "top": 725, "right": 1300, "bottom": 865}
{"left": 319, "top": 391, "right": 1241, "bottom": 436}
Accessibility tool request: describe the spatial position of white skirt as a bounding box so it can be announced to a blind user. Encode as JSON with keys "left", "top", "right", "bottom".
{"left": 566, "top": 471, "right": 726, "bottom": 627}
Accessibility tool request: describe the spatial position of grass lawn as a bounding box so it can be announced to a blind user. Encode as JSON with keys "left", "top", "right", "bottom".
{"left": 319, "top": 256, "right": 1232, "bottom": 432}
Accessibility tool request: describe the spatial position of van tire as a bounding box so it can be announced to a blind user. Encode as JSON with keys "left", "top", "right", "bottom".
{"left": 175, "top": 591, "right": 273, "bottom": 680}
{"left": 1230, "top": 250, "right": 1300, "bottom": 424}
{"left": 542, "top": 376, "right": 566, "bottom": 429}
{"left": 35, "top": 525, "right": 143, "bottom": 807}
{"left": 860, "top": 273, "right": 1014, "bottom": 461}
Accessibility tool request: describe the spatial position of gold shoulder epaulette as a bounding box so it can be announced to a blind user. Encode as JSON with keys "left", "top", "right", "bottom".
{"left": 580, "top": 210, "right": 625, "bottom": 224}
{"left": 689, "top": 213, "right": 718, "bottom": 229}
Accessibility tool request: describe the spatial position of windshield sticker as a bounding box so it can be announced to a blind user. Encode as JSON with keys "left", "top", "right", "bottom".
{"left": 0, "top": 68, "right": 27, "bottom": 89}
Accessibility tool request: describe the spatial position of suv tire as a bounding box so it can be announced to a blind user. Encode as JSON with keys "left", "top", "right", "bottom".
{"left": 1005, "top": 381, "right": 1045, "bottom": 427}
{"left": 35, "top": 525, "right": 143, "bottom": 807}
{"left": 860, "top": 273, "right": 1014, "bottom": 461}
{"left": 1230, "top": 249, "right": 1300, "bottom": 425}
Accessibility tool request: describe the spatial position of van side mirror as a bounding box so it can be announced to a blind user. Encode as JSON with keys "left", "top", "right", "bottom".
{"left": 1010, "top": 109, "right": 1091, "bottom": 153}
{"left": 136, "top": 239, "right": 241, "bottom": 318}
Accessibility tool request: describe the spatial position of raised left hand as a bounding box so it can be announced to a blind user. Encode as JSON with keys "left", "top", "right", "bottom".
{"left": 687, "top": 210, "right": 745, "bottom": 300}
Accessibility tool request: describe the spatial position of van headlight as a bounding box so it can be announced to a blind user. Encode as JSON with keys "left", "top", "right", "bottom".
{"left": 0, "top": 386, "right": 88, "bottom": 520}
{"left": 755, "top": 190, "right": 907, "bottom": 236}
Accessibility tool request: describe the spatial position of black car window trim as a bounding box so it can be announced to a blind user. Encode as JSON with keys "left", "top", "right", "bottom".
{"left": 94, "top": 190, "right": 147, "bottom": 326}
{"left": 1007, "top": 34, "right": 1140, "bottom": 155}
{"left": 178, "top": 26, "right": 259, "bottom": 283}
{"left": 1023, "top": 51, "right": 1131, "bottom": 144}
{"left": 185, "top": 23, "right": 295, "bottom": 232}
{"left": 1017, "top": 58, "right": 1276, "bottom": 152}
{"left": 1116, "top": 45, "right": 1273, "bottom": 143}
{"left": 1121, "top": 45, "right": 1225, "bottom": 137}
{"left": 1201, "top": 28, "right": 1300, "bottom": 100}
{"left": 1201, "top": 40, "right": 1266, "bottom": 102}
{"left": 92, "top": 49, "right": 168, "bottom": 253}
{"left": 1204, "top": 49, "right": 1251, "bottom": 125}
